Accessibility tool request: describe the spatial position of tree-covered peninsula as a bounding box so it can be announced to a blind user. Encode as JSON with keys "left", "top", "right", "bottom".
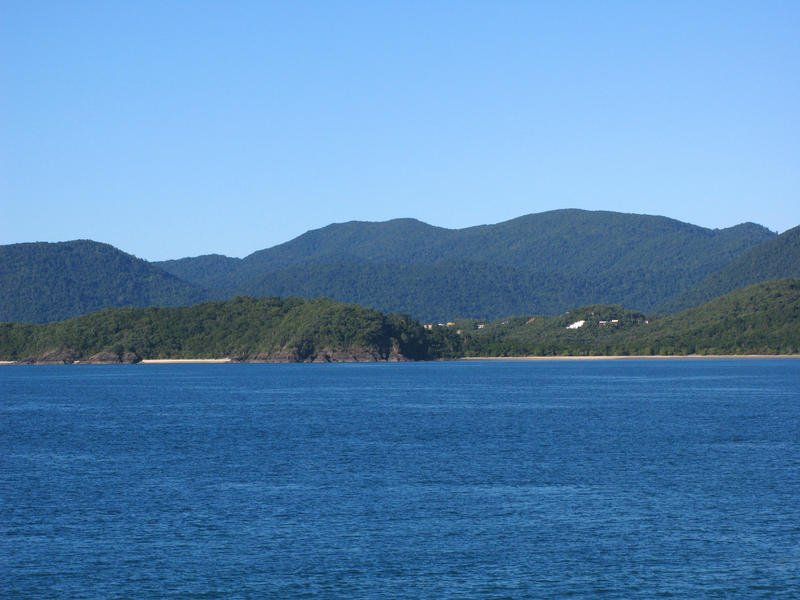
{"left": 0, "top": 296, "right": 460, "bottom": 364}
{"left": 1, "top": 279, "right": 798, "bottom": 363}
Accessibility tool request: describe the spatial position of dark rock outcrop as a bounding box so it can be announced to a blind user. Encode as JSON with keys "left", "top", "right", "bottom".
{"left": 18, "top": 348, "right": 80, "bottom": 364}
{"left": 16, "top": 348, "right": 142, "bottom": 364}
{"left": 86, "top": 351, "right": 141, "bottom": 364}
{"left": 247, "top": 346, "right": 407, "bottom": 363}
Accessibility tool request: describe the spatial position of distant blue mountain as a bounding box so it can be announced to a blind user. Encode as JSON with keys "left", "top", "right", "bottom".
{"left": 0, "top": 240, "right": 213, "bottom": 323}
{"left": 157, "top": 209, "right": 777, "bottom": 321}
{"left": 2, "top": 210, "right": 787, "bottom": 323}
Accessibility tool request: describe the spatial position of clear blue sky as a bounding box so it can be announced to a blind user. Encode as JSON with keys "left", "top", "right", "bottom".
{"left": 2, "top": 1, "right": 798, "bottom": 260}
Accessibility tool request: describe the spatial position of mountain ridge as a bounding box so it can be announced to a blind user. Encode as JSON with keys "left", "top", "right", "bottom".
{"left": 160, "top": 210, "right": 774, "bottom": 274}
{"left": 2, "top": 209, "right": 789, "bottom": 323}
{"left": 0, "top": 240, "right": 215, "bottom": 323}
{"left": 155, "top": 209, "right": 777, "bottom": 320}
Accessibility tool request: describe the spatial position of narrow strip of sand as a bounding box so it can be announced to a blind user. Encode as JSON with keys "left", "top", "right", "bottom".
{"left": 139, "top": 358, "right": 233, "bottom": 364}
{"left": 2, "top": 356, "right": 798, "bottom": 365}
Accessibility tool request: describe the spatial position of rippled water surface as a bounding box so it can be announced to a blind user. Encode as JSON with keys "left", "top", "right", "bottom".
{"left": 2, "top": 360, "right": 799, "bottom": 598}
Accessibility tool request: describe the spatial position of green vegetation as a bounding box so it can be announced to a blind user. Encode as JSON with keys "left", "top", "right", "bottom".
{"left": 658, "top": 225, "right": 800, "bottom": 313}
{"left": 0, "top": 240, "right": 212, "bottom": 323}
{"left": 238, "top": 260, "right": 584, "bottom": 322}
{"left": 457, "top": 305, "right": 651, "bottom": 357}
{"left": 157, "top": 210, "right": 776, "bottom": 321}
{"left": 2, "top": 211, "right": 792, "bottom": 324}
{"left": 457, "top": 279, "right": 800, "bottom": 356}
{"left": 0, "top": 296, "right": 461, "bottom": 363}
{"left": 1, "top": 280, "right": 798, "bottom": 363}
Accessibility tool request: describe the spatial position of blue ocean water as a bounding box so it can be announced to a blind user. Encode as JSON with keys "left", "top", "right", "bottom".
{"left": 1, "top": 359, "right": 799, "bottom": 599}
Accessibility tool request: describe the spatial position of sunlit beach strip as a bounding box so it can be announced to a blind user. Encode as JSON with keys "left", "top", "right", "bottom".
{"left": 3, "top": 356, "right": 799, "bottom": 365}
{"left": 139, "top": 358, "right": 233, "bottom": 364}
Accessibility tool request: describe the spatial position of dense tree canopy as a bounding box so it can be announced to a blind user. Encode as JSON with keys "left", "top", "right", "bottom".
{"left": 457, "top": 279, "right": 800, "bottom": 357}
{"left": 0, "top": 296, "right": 461, "bottom": 363}
{"left": 2, "top": 280, "right": 798, "bottom": 363}
{"left": 2, "top": 210, "right": 792, "bottom": 324}
{"left": 658, "top": 225, "right": 800, "bottom": 313}
{"left": 0, "top": 240, "right": 212, "bottom": 323}
{"left": 156, "top": 210, "right": 777, "bottom": 321}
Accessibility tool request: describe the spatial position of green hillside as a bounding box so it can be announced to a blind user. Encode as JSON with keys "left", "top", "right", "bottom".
{"left": 1, "top": 211, "right": 781, "bottom": 324}
{"left": 154, "top": 253, "right": 242, "bottom": 292}
{"left": 238, "top": 260, "right": 577, "bottom": 322}
{"left": 658, "top": 225, "right": 800, "bottom": 313}
{"left": 457, "top": 279, "right": 800, "bottom": 356}
{"left": 0, "top": 240, "right": 212, "bottom": 323}
{"left": 157, "top": 210, "right": 775, "bottom": 319}
{"left": 0, "top": 296, "right": 459, "bottom": 363}
{"left": 2, "top": 280, "right": 797, "bottom": 363}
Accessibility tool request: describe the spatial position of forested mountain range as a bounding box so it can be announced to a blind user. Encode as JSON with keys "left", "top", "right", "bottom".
{"left": 3, "top": 209, "right": 797, "bottom": 324}
{"left": 156, "top": 209, "right": 778, "bottom": 321}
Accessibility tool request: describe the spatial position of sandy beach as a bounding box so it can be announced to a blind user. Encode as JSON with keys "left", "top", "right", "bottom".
{"left": 139, "top": 358, "right": 233, "bottom": 364}
{"left": 3, "top": 355, "right": 799, "bottom": 365}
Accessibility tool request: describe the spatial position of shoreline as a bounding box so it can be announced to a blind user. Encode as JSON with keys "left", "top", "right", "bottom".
{"left": 139, "top": 358, "right": 233, "bottom": 364}
{"left": 459, "top": 354, "right": 800, "bottom": 361}
{"left": 3, "top": 355, "right": 800, "bottom": 365}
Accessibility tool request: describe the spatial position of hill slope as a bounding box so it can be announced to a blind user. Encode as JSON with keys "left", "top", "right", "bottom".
{"left": 158, "top": 210, "right": 775, "bottom": 320}
{"left": 457, "top": 278, "right": 800, "bottom": 356}
{"left": 658, "top": 225, "right": 800, "bottom": 313}
{"left": 2, "top": 280, "right": 797, "bottom": 362}
{"left": 2, "top": 211, "right": 780, "bottom": 324}
{"left": 0, "top": 296, "right": 457, "bottom": 362}
{"left": 0, "top": 240, "right": 211, "bottom": 323}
